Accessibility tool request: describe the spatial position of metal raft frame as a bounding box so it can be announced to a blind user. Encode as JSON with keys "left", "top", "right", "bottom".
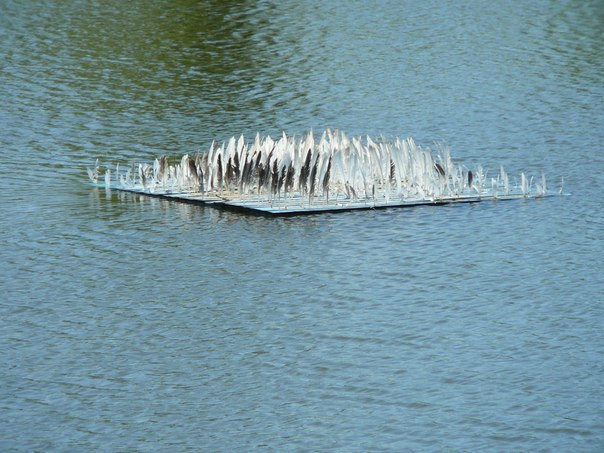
{"left": 97, "top": 185, "right": 554, "bottom": 217}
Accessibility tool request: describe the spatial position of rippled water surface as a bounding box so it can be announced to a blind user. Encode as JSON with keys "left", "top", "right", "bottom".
{"left": 1, "top": 0, "right": 603, "bottom": 451}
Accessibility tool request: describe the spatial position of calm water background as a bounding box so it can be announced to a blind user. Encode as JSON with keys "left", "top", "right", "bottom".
{"left": 1, "top": 0, "right": 603, "bottom": 451}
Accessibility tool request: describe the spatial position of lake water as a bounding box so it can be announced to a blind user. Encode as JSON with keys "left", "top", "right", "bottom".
{"left": 1, "top": 0, "right": 603, "bottom": 451}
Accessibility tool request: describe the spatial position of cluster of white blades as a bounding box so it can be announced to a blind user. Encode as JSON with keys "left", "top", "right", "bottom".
{"left": 88, "top": 130, "right": 549, "bottom": 214}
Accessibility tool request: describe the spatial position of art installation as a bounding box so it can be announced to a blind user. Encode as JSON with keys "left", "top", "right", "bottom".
{"left": 88, "top": 130, "right": 553, "bottom": 215}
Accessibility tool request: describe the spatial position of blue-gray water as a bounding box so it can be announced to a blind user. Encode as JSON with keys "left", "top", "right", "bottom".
{"left": 1, "top": 0, "right": 603, "bottom": 451}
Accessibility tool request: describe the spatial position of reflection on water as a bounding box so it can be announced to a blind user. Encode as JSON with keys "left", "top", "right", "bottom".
{"left": 1, "top": 0, "right": 603, "bottom": 451}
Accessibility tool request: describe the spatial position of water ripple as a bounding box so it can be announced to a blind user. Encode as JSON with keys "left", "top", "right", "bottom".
{"left": 2, "top": 0, "right": 604, "bottom": 451}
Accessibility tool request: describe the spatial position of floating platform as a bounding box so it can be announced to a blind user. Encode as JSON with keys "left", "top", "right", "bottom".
{"left": 88, "top": 130, "right": 559, "bottom": 217}
{"left": 98, "top": 184, "right": 555, "bottom": 217}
